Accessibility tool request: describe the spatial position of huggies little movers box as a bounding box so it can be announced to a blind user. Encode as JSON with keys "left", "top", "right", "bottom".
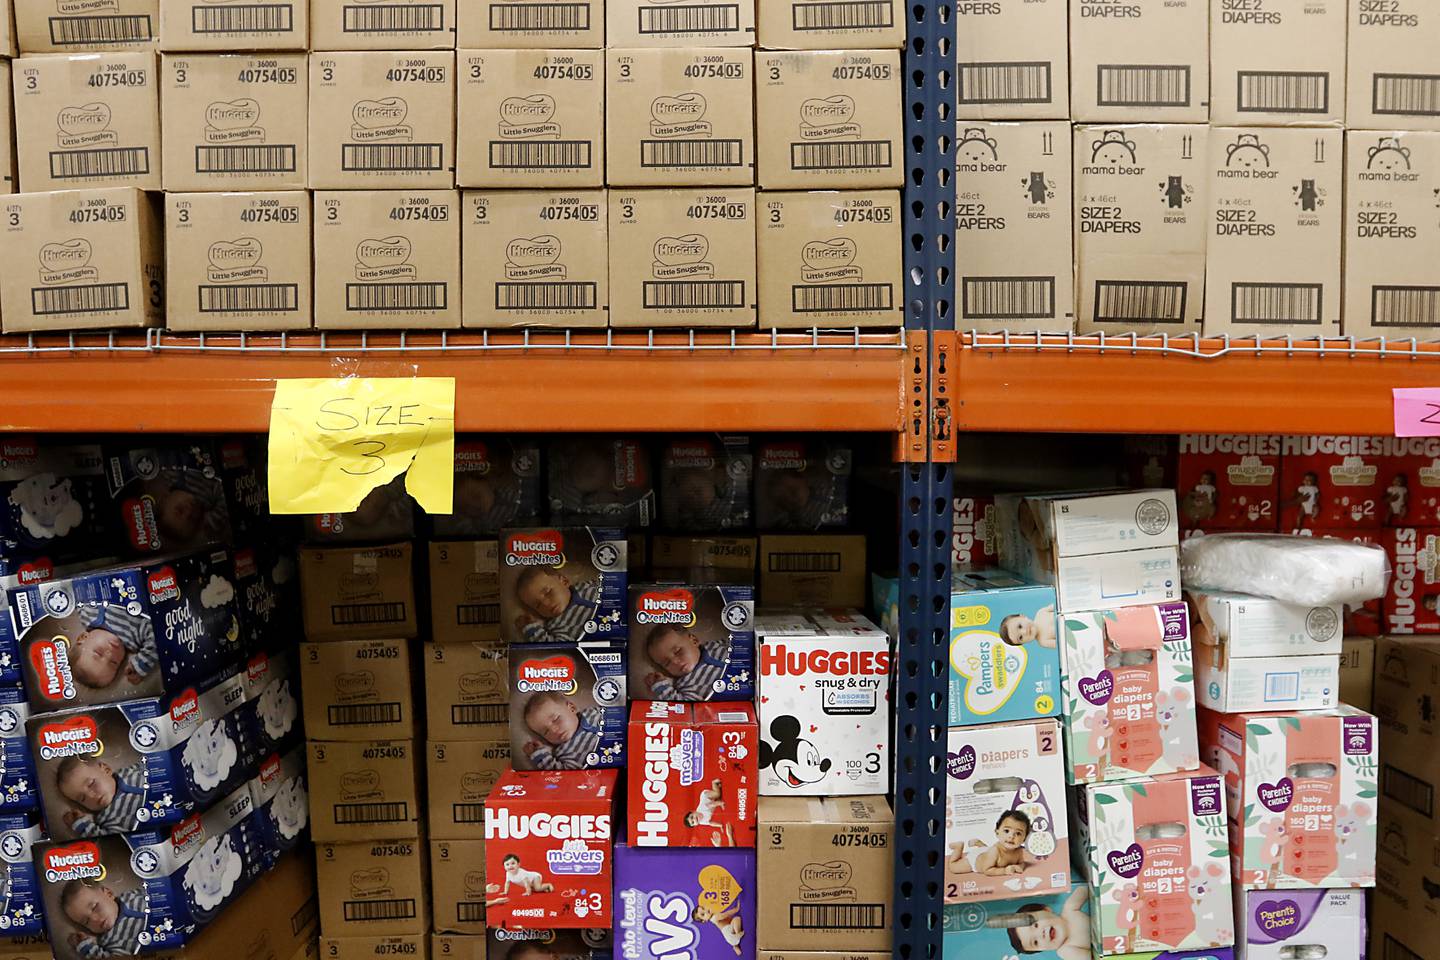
{"left": 948, "top": 570, "right": 1062, "bottom": 726}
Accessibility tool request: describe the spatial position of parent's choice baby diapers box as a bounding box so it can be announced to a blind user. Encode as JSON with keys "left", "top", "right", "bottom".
{"left": 947, "top": 569, "right": 1062, "bottom": 726}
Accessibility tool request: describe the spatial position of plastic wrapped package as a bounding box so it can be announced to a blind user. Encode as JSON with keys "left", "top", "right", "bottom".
{"left": 1180, "top": 533, "right": 1389, "bottom": 607}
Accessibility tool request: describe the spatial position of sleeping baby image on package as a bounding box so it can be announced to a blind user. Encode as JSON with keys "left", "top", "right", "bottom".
{"left": 944, "top": 717, "right": 1069, "bottom": 904}
{"left": 948, "top": 570, "right": 1062, "bottom": 726}
{"left": 548, "top": 436, "right": 656, "bottom": 528}
{"left": 499, "top": 527, "right": 628, "bottom": 645}
{"left": 628, "top": 583, "right": 755, "bottom": 702}
{"left": 1061, "top": 602, "right": 1199, "bottom": 785}
{"left": 659, "top": 436, "right": 753, "bottom": 533}
{"left": 753, "top": 439, "right": 851, "bottom": 530}
{"left": 0, "top": 441, "right": 113, "bottom": 577}
{"left": 615, "top": 846, "right": 756, "bottom": 960}
{"left": 104, "top": 441, "right": 234, "bottom": 556}
{"left": 433, "top": 436, "right": 543, "bottom": 537}
{"left": 509, "top": 641, "right": 627, "bottom": 771}
{"left": 1074, "top": 768, "right": 1234, "bottom": 956}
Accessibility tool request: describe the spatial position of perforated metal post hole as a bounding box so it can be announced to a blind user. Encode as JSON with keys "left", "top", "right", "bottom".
{"left": 903, "top": 0, "right": 954, "bottom": 334}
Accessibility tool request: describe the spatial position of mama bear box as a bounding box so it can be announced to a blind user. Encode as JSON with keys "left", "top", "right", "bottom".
{"left": 483, "top": 768, "right": 617, "bottom": 930}
{"left": 614, "top": 845, "right": 756, "bottom": 960}
{"left": 948, "top": 569, "right": 1062, "bottom": 726}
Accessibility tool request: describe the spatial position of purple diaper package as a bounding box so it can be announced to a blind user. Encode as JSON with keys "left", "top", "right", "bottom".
{"left": 1242, "top": 888, "right": 1366, "bottom": 960}
{"left": 614, "top": 845, "right": 756, "bottom": 960}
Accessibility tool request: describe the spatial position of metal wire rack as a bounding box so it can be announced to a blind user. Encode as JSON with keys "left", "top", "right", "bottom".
{"left": 964, "top": 331, "right": 1440, "bottom": 360}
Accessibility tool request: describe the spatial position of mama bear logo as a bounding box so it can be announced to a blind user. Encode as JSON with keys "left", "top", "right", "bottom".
{"left": 204, "top": 99, "right": 264, "bottom": 144}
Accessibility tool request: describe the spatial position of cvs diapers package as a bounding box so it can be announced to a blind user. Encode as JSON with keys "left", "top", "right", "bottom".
{"left": 1061, "top": 602, "right": 1200, "bottom": 785}
{"left": 509, "top": 641, "right": 627, "bottom": 771}
{"left": 498, "top": 527, "right": 628, "bottom": 645}
{"left": 948, "top": 569, "right": 1062, "bottom": 726}
{"left": 628, "top": 583, "right": 755, "bottom": 702}
{"left": 614, "top": 845, "right": 756, "bottom": 960}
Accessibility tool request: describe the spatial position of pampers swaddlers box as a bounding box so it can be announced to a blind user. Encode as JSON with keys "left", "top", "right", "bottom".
{"left": 1199, "top": 706, "right": 1378, "bottom": 890}
{"left": 948, "top": 570, "right": 1062, "bottom": 726}
{"left": 1240, "top": 888, "right": 1365, "bottom": 960}
{"left": 1061, "top": 602, "right": 1200, "bottom": 785}
{"left": 943, "top": 717, "right": 1069, "bottom": 905}
{"left": 615, "top": 845, "right": 757, "bottom": 960}
{"left": 1074, "top": 768, "right": 1234, "bottom": 956}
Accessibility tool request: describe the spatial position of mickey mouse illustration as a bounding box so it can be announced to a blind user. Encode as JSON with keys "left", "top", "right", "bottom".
{"left": 759, "top": 715, "right": 831, "bottom": 789}
{"left": 1226, "top": 134, "right": 1270, "bottom": 169}
{"left": 1368, "top": 136, "right": 1412, "bottom": 172}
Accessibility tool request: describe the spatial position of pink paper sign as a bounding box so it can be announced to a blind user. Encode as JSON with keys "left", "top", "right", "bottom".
{"left": 1394, "top": 388, "right": 1440, "bottom": 436}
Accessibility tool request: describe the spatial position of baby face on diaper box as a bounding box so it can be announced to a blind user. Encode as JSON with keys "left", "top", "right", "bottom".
{"left": 104, "top": 441, "right": 235, "bottom": 556}
{"left": 948, "top": 570, "right": 1062, "bottom": 726}
{"left": 629, "top": 583, "right": 755, "bottom": 702}
{"left": 1074, "top": 769, "right": 1233, "bottom": 956}
{"left": 0, "top": 440, "right": 114, "bottom": 576}
{"left": 1199, "top": 706, "right": 1378, "bottom": 890}
{"left": 509, "top": 642, "right": 627, "bottom": 771}
{"left": 615, "top": 845, "right": 756, "bottom": 960}
{"left": 943, "top": 718, "right": 1069, "bottom": 905}
{"left": 433, "top": 437, "right": 543, "bottom": 538}
{"left": 1061, "top": 602, "right": 1199, "bottom": 785}
{"left": 547, "top": 437, "right": 656, "bottom": 529}
{"left": 0, "top": 814, "right": 45, "bottom": 937}
{"left": 1241, "top": 888, "right": 1365, "bottom": 960}
{"left": 499, "top": 527, "right": 628, "bottom": 645}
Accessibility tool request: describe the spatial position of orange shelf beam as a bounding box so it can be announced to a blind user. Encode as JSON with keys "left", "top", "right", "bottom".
{"left": 0, "top": 331, "right": 909, "bottom": 434}
{"left": 955, "top": 336, "right": 1440, "bottom": 435}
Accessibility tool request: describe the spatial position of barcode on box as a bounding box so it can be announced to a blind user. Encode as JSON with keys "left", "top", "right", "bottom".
{"left": 961, "top": 277, "right": 1056, "bottom": 321}
{"left": 1094, "top": 281, "right": 1187, "bottom": 325}
{"left": 343, "top": 144, "right": 444, "bottom": 172}
{"left": 790, "top": 141, "right": 892, "bottom": 171}
{"left": 199, "top": 284, "right": 300, "bottom": 313}
{"left": 335, "top": 801, "right": 409, "bottom": 824}
{"left": 195, "top": 145, "right": 298, "bottom": 174}
{"left": 790, "top": 903, "right": 885, "bottom": 930}
{"left": 457, "top": 903, "right": 485, "bottom": 922}
{"left": 1237, "top": 71, "right": 1330, "bottom": 114}
{"left": 792, "top": 283, "right": 894, "bottom": 313}
{"left": 793, "top": 0, "right": 893, "bottom": 30}
{"left": 1373, "top": 286, "right": 1440, "bottom": 328}
{"left": 192, "top": 3, "right": 294, "bottom": 33}
{"left": 1097, "top": 65, "right": 1191, "bottom": 108}
{"left": 1374, "top": 74, "right": 1440, "bottom": 117}
{"left": 768, "top": 551, "right": 840, "bottom": 573}
{"left": 291, "top": 897, "right": 318, "bottom": 937}
{"left": 347, "top": 283, "right": 448, "bottom": 312}
{"left": 497, "top": 282, "right": 597, "bottom": 311}
{"left": 1383, "top": 935, "right": 1423, "bottom": 960}
{"left": 452, "top": 703, "right": 507, "bottom": 725}
{"left": 456, "top": 603, "right": 501, "bottom": 624}
{"left": 641, "top": 139, "right": 744, "bottom": 168}
{"left": 1383, "top": 763, "right": 1434, "bottom": 818}
{"left": 331, "top": 601, "right": 408, "bottom": 624}
{"left": 49, "top": 14, "right": 152, "bottom": 44}
{"left": 1262, "top": 671, "right": 1300, "bottom": 702}
{"left": 343, "top": 3, "right": 445, "bottom": 31}
{"left": 343, "top": 899, "right": 416, "bottom": 922}
{"left": 489, "top": 2, "right": 591, "bottom": 31}
{"left": 644, "top": 280, "right": 745, "bottom": 309}
{"left": 1230, "top": 283, "right": 1323, "bottom": 325}
{"left": 31, "top": 283, "right": 130, "bottom": 316}
{"left": 957, "top": 62, "right": 1052, "bottom": 105}
{"left": 50, "top": 148, "right": 150, "bottom": 180}
{"left": 452, "top": 802, "right": 484, "bottom": 823}
{"left": 638, "top": 3, "right": 739, "bottom": 34}
{"left": 328, "top": 702, "right": 403, "bottom": 726}
{"left": 488, "top": 140, "right": 592, "bottom": 170}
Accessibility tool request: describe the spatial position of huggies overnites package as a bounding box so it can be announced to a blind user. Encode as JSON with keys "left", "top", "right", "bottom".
{"left": 547, "top": 437, "right": 655, "bottom": 528}
{"left": 432, "top": 437, "right": 542, "bottom": 537}
{"left": 509, "top": 641, "right": 627, "bottom": 771}
{"left": 614, "top": 845, "right": 757, "bottom": 960}
{"left": 0, "top": 814, "right": 44, "bottom": 936}
{"left": 659, "top": 436, "right": 752, "bottom": 533}
{"left": 629, "top": 583, "right": 755, "bottom": 702}
{"left": 0, "top": 441, "right": 113, "bottom": 577}
{"left": 753, "top": 438, "right": 851, "bottom": 531}
{"left": 498, "top": 526, "right": 627, "bottom": 645}
{"left": 247, "top": 746, "right": 310, "bottom": 870}
{"left": 0, "top": 688, "right": 38, "bottom": 813}
{"left": 105, "top": 441, "right": 234, "bottom": 557}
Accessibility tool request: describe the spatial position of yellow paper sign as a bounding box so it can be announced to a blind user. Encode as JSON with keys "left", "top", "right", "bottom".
{"left": 268, "top": 377, "right": 455, "bottom": 515}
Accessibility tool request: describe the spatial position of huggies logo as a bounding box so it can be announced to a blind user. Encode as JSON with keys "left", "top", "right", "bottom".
{"left": 354, "top": 237, "right": 416, "bottom": 282}
{"left": 504, "top": 236, "right": 566, "bottom": 281}
{"left": 42, "top": 842, "right": 105, "bottom": 884}
{"left": 664, "top": 442, "right": 715, "bottom": 470}
{"left": 38, "top": 239, "right": 98, "bottom": 286}
{"left": 455, "top": 442, "right": 493, "bottom": 475}
{"left": 634, "top": 589, "right": 696, "bottom": 627}
{"left": 169, "top": 689, "right": 201, "bottom": 727}
{"left": 760, "top": 643, "right": 893, "bottom": 676}
{"left": 484, "top": 808, "right": 612, "bottom": 841}
{"left": 498, "top": 95, "right": 560, "bottom": 140}
{"left": 515, "top": 657, "right": 577, "bottom": 694}
{"left": 30, "top": 637, "right": 78, "bottom": 703}
{"left": 800, "top": 238, "right": 861, "bottom": 284}
{"left": 636, "top": 720, "right": 674, "bottom": 846}
{"left": 148, "top": 566, "right": 181, "bottom": 604}
{"left": 203, "top": 98, "right": 264, "bottom": 144}
{"left": 56, "top": 103, "right": 116, "bottom": 149}
{"left": 351, "top": 98, "right": 412, "bottom": 142}
{"left": 650, "top": 94, "right": 711, "bottom": 138}
{"left": 36, "top": 715, "right": 100, "bottom": 761}
{"left": 506, "top": 531, "right": 564, "bottom": 566}
{"left": 799, "top": 95, "right": 858, "bottom": 140}
{"left": 759, "top": 442, "right": 807, "bottom": 471}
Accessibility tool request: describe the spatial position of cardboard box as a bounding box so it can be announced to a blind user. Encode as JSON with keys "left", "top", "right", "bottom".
{"left": 658, "top": 437, "right": 752, "bottom": 533}
{"left": 461, "top": 190, "right": 608, "bottom": 328}
{"left": 954, "top": 0, "right": 1067, "bottom": 120}
{"left": 308, "top": 739, "right": 422, "bottom": 842}
{"left": 756, "top": 0, "right": 903, "bottom": 50}
{"left": 627, "top": 700, "right": 758, "bottom": 847}
{"left": 1344, "top": 130, "right": 1440, "bottom": 339}
{"left": 1061, "top": 602, "right": 1199, "bottom": 784}
{"left": 607, "top": 0, "right": 753, "bottom": 46}
{"left": 1073, "top": 768, "right": 1232, "bottom": 955}
{"left": 319, "top": 936, "right": 429, "bottom": 960}
{"left": 1340, "top": 635, "right": 1375, "bottom": 711}
{"left": 12, "top": 52, "right": 160, "bottom": 192}
{"left": 942, "top": 718, "right": 1069, "bottom": 904}
{"left": 456, "top": 50, "right": 602, "bottom": 189}
{"left": 309, "top": 52, "right": 454, "bottom": 190}
{"left": 609, "top": 187, "right": 756, "bottom": 326}
{"left": 149, "top": 852, "right": 320, "bottom": 960}
{"left": 160, "top": 53, "right": 306, "bottom": 192}
{"left": 301, "top": 639, "right": 416, "bottom": 741}
{"left": 14, "top": 0, "right": 156, "bottom": 51}
{"left": 457, "top": 0, "right": 601, "bottom": 48}
{"left": 317, "top": 838, "right": 429, "bottom": 937}
{"left": 546, "top": 437, "right": 656, "bottom": 527}
{"left": 757, "top": 190, "right": 903, "bottom": 329}
{"left": 1204, "top": 127, "right": 1343, "bottom": 338}
{"left": 424, "top": 642, "right": 508, "bottom": 737}
{"left": 497, "top": 526, "right": 628, "bottom": 644}
{"left": 299, "top": 543, "right": 417, "bottom": 641}
{"left": 1210, "top": 0, "right": 1346, "bottom": 126}
{"left": 482, "top": 768, "right": 617, "bottom": 929}
{"left": 628, "top": 583, "right": 755, "bottom": 701}
{"left": 310, "top": 0, "right": 455, "bottom": 50}
{"left": 605, "top": 48, "right": 754, "bottom": 187}
{"left": 1373, "top": 803, "right": 1437, "bottom": 960}
{"left": 430, "top": 839, "right": 485, "bottom": 934}
{"left": 1197, "top": 652, "right": 1340, "bottom": 713}
{"left": 0, "top": 938, "right": 52, "bottom": 960}
{"left": 1372, "top": 637, "right": 1440, "bottom": 786}
{"left": 1175, "top": 434, "right": 1282, "bottom": 531}
{"left": 946, "top": 570, "right": 1061, "bottom": 727}
{"left": 613, "top": 846, "right": 756, "bottom": 956}
{"left": 1240, "top": 888, "right": 1365, "bottom": 960}
{"left": 165, "top": 191, "right": 312, "bottom": 331}
{"left": 1068, "top": 0, "right": 1208, "bottom": 123}
{"left": 433, "top": 437, "right": 544, "bottom": 537}
{"left": 1279, "top": 436, "right": 1386, "bottom": 531}
{"left": 756, "top": 610, "right": 890, "bottom": 795}
{"left": 1348, "top": 0, "right": 1440, "bottom": 130}
{"left": 0, "top": 0, "right": 12, "bottom": 56}
{"left": 758, "top": 534, "right": 866, "bottom": 608}
{"left": 428, "top": 738, "right": 510, "bottom": 838}
{"left": 313, "top": 190, "right": 461, "bottom": 329}
{"left": 1188, "top": 590, "right": 1343, "bottom": 659}
{"left": 755, "top": 437, "right": 851, "bottom": 530}
{"left": 651, "top": 535, "right": 757, "bottom": 581}
{"left": 1383, "top": 527, "right": 1440, "bottom": 633}
{"left": 756, "top": 795, "right": 893, "bottom": 951}
{"left": 508, "top": 641, "right": 627, "bottom": 770}
{"left": 159, "top": 0, "right": 305, "bottom": 50}
{"left": 0, "top": 187, "right": 162, "bottom": 333}
{"left": 1074, "top": 124, "right": 1208, "bottom": 336}
{"left": 432, "top": 934, "right": 485, "bottom": 960}
{"left": 955, "top": 121, "right": 1074, "bottom": 333}
{"left": 429, "top": 541, "right": 500, "bottom": 644}
{"left": 755, "top": 50, "right": 902, "bottom": 190}
{"left": 0, "top": 62, "right": 14, "bottom": 194}
{"left": 483, "top": 929, "right": 613, "bottom": 960}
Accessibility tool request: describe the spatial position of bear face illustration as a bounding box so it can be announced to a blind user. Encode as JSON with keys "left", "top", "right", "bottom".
{"left": 957, "top": 128, "right": 999, "bottom": 163}
{"left": 1368, "top": 137, "right": 1412, "bottom": 172}
{"left": 1090, "top": 130, "right": 1138, "bottom": 166}
{"left": 1226, "top": 134, "right": 1270, "bottom": 170}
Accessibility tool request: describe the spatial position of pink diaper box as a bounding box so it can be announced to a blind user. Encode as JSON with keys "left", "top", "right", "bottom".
{"left": 1073, "top": 767, "right": 1234, "bottom": 956}
{"left": 1199, "top": 706, "right": 1377, "bottom": 891}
